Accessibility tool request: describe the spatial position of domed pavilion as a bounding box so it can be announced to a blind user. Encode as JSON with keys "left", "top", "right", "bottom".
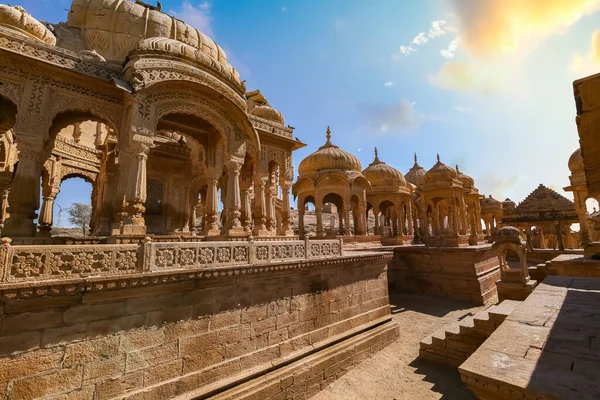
{"left": 0, "top": 0, "right": 306, "bottom": 238}
{"left": 362, "top": 148, "right": 414, "bottom": 244}
{"left": 294, "top": 127, "right": 371, "bottom": 237}
{"left": 418, "top": 154, "right": 479, "bottom": 247}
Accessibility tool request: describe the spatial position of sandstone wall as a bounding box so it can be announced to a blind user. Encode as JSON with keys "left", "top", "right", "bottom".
{"left": 389, "top": 245, "right": 500, "bottom": 305}
{"left": 0, "top": 253, "right": 394, "bottom": 399}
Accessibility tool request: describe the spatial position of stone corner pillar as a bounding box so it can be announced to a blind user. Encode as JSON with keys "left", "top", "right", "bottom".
{"left": 279, "top": 182, "right": 294, "bottom": 236}
{"left": 223, "top": 159, "right": 247, "bottom": 238}
{"left": 3, "top": 137, "right": 45, "bottom": 238}
{"left": 202, "top": 167, "right": 222, "bottom": 237}
{"left": 112, "top": 137, "right": 152, "bottom": 236}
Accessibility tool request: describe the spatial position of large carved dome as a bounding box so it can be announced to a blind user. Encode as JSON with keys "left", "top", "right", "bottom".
{"left": 568, "top": 148, "right": 584, "bottom": 174}
{"left": 423, "top": 154, "right": 457, "bottom": 184}
{"left": 298, "top": 127, "right": 362, "bottom": 175}
{"left": 455, "top": 165, "right": 474, "bottom": 188}
{"left": 67, "top": 0, "right": 238, "bottom": 81}
{"left": 405, "top": 154, "right": 426, "bottom": 187}
{"left": 362, "top": 148, "right": 406, "bottom": 187}
{"left": 0, "top": 4, "right": 56, "bottom": 45}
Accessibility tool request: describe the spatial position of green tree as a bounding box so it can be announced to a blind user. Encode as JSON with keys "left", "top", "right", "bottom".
{"left": 67, "top": 203, "right": 92, "bottom": 236}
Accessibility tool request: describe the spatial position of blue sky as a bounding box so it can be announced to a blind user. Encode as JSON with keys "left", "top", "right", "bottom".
{"left": 13, "top": 0, "right": 600, "bottom": 226}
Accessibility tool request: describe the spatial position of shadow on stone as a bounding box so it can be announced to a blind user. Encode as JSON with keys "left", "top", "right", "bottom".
{"left": 409, "top": 357, "right": 476, "bottom": 400}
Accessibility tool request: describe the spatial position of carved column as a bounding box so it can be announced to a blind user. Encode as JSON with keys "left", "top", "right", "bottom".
{"left": 3, "top": 138, "right": 44, "bottom": 237}
{"left": 407, "top": 202, "right": 414, "bottom": 236}
{"left": 373, "top": 205, "right": 380, "bottom": 235}
{"left": 298, "top": 197, "right": 305, "bottom": 238}
{"left": 573, "top": 190, "right": 590, "bottom": 246}
{"left": 280, "top": 183, "right": 293, "bottom": 236}
{"left": 241, "top": 187, "right": 252, "bottom": 234}
{"left": 224, "top": 159, "right": 246, "bottom": 237}
{"left": 265, "top": 186, "right": 276, "bottom": 234}
{"left": 202, "top": 168, "right": 221, "bottom": 237}
{"left": 344, "top": 209, "right": 351, "bottom": 236}
{"left": 253, "top": 175, "right": 269, "bottom": 236}
{"left": 316, "top": 197, "right": 324, "bottom": 236}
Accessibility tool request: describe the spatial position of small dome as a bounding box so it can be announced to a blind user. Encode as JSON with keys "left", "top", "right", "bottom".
{"left": 455, "top": 165, "right": 474, "bottom": 188}
{"left": 423, "top": 154, "right": 457, "bottom": 184}
{"left": 362, "top": 148, "right": 407, "bottom": 187}
{"left": 0, "top": 5, "right": 56, "bottom": 45}
{"left": 405, "top": 153, "right": 426, "bottom": 187}
{"left": 250, "top": 105, "right": 284, "bottom": 124}
{"left": 568, "top": 148, "right": 584, "bottom": 174}
{"left": 298, "top": 127, "right": 362, "bottom": 175}
{"left": 502, "top": 198, "right": 516, "bottom": 214}
{"left": 481, "top": 194, "right": 502, "bottom": 209}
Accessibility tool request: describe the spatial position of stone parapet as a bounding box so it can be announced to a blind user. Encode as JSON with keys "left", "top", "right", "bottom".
{"left": 0, "top": 247, "right": 395, "bottom": 399}
{"left": 0, "top": 238, "right": 343, "bottom": 285}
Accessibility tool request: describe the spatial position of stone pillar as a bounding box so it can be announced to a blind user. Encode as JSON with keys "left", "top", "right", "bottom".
{"left": 3, "top": 138, "right": 44, "bottom": 237}
{"left": 373, "top": 206, "right": 380, "bottom": 235}
{"left": 573, "top": 190, "right": 589, "bottom": 246}
{"left": 391, "top": 213, "right": 398, "bottom": 236}
{"left": 253, "top": 176, "right": 268, "bottom": 236}
{"left": 38, "top": 192, "right": 58, "bottom": 236}
{"left": 539, "top": 225, "right": 547, "bottom": 249}
{"left": 407, "top": 203, "right": 414, "bottom": 235}
{"left": 241, "top": 187, "right": 252, "bottom": 234}
{"left": 280, "top": 183, "right": 293, "bottom": 236}
{"left": 202, "top": 169, "right": 221, "bottom": 236}
{"left": 224, "top": 159, "right": 245, "bottom": 237}
{"left": 115, "top": 140, "right": 151, "bottom": 236}
{"left": 344, "top": 209, "right": 351, "bottom": 236}
{"left": 265, "top": 188, "right": 276, "bottom": 233}
{"left": 316, "top": 197, "right": 324, "bottom": 236}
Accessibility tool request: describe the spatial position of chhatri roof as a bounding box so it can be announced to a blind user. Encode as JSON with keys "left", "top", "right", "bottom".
{"left": 298, "top": 127, "right": 362, "bottom": 175}
{"left": 423, "top": 154, "right": 457, "bottom": 184}
{"left": 405, "top": 153, "right": 426, "bottom": 187}
{"left": 362, "top": 148, "right": 406, "bottom": 187}
{"left": 501, "top": 184, "right": 578, "bottom": 223}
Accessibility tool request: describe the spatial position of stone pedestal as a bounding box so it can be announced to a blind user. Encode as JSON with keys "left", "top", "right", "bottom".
{"left": 496, "top": 279, "right": 537, "bottom": 301}
{"left": 422, "top": 234, "right": 470, "bottom": 247}
{"left": 584, "top": 241, "right": 600, "bottom": 258}
{"left": 380, "top": 235, "right": 414, "bottom": 246}
{"left": 389, "top": 244, "right": 500, "bottom": 305}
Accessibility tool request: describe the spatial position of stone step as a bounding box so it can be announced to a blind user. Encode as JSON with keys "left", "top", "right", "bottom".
{"left": 488, "top": 300, "right": 522, "bottom": 322}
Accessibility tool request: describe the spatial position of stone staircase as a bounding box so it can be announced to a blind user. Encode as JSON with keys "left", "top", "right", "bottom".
{"left": 419, "top": 300, "right": 522, "bottom": 366}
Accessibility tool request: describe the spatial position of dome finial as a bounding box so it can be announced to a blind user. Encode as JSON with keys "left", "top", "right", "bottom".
{"left": 456, "top": 164, "right": 460, "bottom": 173}
{"left": 326, "top": 126, "right": 331, "bottom": 142}
{"left": 414, "top": 152, "right": 418, "bottom": 164}
{"left": 374, "top": 147, "right": 380, "bottom": 163}
{"left": 436, "top": 153, "right": 440, "bottom": 162}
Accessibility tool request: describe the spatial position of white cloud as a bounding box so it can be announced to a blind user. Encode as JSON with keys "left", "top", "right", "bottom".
{"left": 384, "top": 81, "right": 394, "bottom": 87}
{"left": 440, "top": 36, "right": 460, "bottom": 59}
{"left": 429, "top": 20, "right": 448, "bottom": 38}
{"left": 412, "top": 32, "right": 429, "bottom": 45}
{"left": 281, "top": 6, "right": 287, "bottom": 11}
{"left": 570, "top": 29, "right": 600, "bottom": 77}
{"left": 171, "top": 1, "right": 213, "bottom": 36}
{"left": 392, "top": 19, "right": 454, "bottom": 59}
{"left": 454, "top": 105, "right": 472, "bottom": 113}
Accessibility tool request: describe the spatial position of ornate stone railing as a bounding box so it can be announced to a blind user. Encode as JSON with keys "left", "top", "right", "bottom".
{"left": 0, "top": 238, "right": 343, "bottom": 283}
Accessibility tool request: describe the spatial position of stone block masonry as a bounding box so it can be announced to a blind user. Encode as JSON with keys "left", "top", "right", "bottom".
{"left": 389, "top": 245, "right": 501, "bottom": 305}
{"left": 0, "top": 247, "right": 397, "bottom": 399}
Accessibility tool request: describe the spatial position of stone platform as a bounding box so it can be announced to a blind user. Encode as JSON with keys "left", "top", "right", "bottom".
{"left": 460, "top": 276, "right": 600, "bottom": 399}
{"left": 0, "top": 239, "right": 398, "bottom": 399}
{"left": 530, "top": 253, "right": 600, "bottom": 282}
{"left": 389, "top": 245, "right": 500, "bottom": 305}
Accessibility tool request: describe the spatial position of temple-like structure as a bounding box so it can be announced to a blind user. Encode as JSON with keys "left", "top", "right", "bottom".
{"left": 0, "top": 1, "right": 304, "bottom": 240}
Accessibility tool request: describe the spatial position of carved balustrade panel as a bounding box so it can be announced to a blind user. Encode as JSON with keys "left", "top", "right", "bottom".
{"left": 3, "top": 244, "right": 141, "bottom": 282}
{"left": 0, "top": 239, "right": 344, "bottom": 284}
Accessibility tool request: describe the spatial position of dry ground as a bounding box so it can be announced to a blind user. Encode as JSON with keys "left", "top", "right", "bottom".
{"left": 311, "top": 293, "right": 486, "bottom": 400}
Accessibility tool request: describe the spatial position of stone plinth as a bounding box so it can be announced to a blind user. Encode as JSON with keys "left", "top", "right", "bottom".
{"left": 531, "top": 253, "right": 600, "bottom": 281}
{"left": 460, "top": 276, "right": 600, "bottom": 400}
{"left": 496, "top": 279, "right": 537, "bottom": 301}
{"left": 584, "top": 241, "right": 600, "bottom": 258}
{"left": 422, "top": 235, "right": 470, "bottom": 248}
{"left": 380, "top": 235, "right": 413, "bottom": 246}
{"left": 389, "top": 245, "right": 500, "bottom": 305}
{"left": 0, "top": 241, "right": 397, "bottom": 399}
